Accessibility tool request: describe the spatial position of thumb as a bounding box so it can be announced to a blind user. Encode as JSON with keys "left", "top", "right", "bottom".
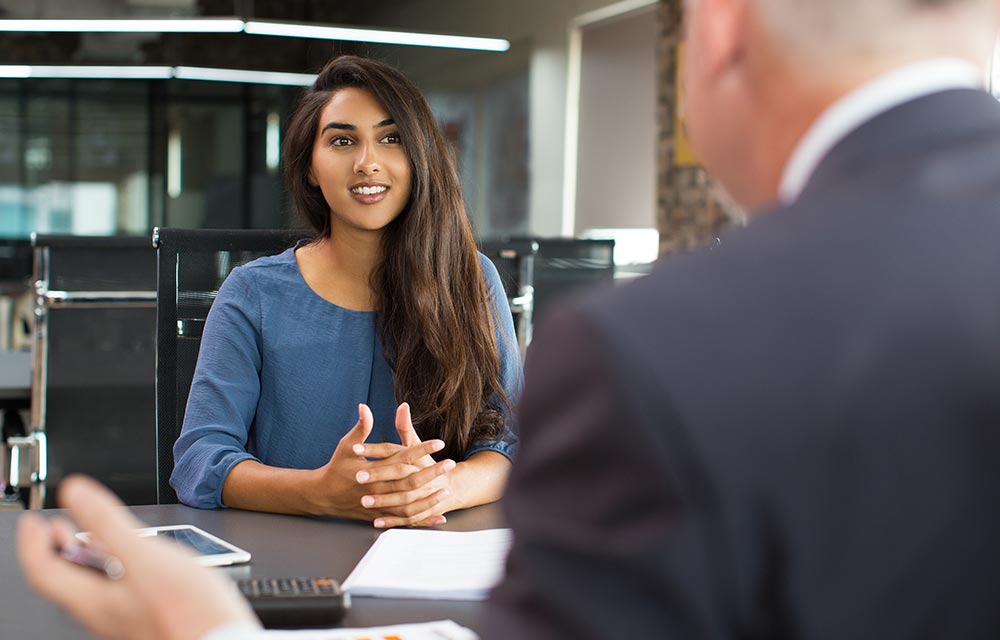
{"left": 343, "top": 403, "right": 374, "bottom": 446}
{"left": 395, "top": 402, "right": 422, "bottom": 446}
{"left": 58, "top": 475, "right": 148, "bottom": 558}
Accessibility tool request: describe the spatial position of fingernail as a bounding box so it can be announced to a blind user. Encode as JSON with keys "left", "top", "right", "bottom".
{"left": 352, "top": 444, "right": 365, "bottom": 455}
{"left": 356, "top": 470, "right": 370, "bottom": 483}
{"left": 431, "top": 440, "right": 445, "bottom": 452}
{"left": 437, "top": 516, "right": 447, "bottom": 525}
{"left": 361, "top": 496, "right": 375, "bottom": 508}
{"left": 374, "top": 519, "right": 385, "bottom": 528}
{"left": 443, "top": 459, "right": 456, "bottom": 471}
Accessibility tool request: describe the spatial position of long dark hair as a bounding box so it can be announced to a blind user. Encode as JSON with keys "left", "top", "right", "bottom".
{"left": 282, "top": 55, "right": 509, "bottom": 460}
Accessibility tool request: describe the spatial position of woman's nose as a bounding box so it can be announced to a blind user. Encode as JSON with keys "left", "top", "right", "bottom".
{"left": 354, "top": 143, "right": 380, "bottom": 175}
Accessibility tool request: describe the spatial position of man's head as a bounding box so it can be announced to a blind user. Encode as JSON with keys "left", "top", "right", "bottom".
{"left": 680, "top": 0, "right": 998, "bottom": 211}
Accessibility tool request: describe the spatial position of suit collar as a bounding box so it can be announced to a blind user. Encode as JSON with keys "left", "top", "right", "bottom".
{"left": 780, "top": 59, "right": 982, "bottom": 204}
{"left": 795, "top": 87, "right": 1000, "bottom": 202}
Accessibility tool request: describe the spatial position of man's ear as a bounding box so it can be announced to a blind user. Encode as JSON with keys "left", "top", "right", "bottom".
{"left": 700, "top": 0, "right": 749, "bottom": 81}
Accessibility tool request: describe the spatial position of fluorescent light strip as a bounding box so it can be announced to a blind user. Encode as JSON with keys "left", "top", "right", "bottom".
{"left": 25, "top": 65, "right": 174, "bottom": 79}
{"left": 174, "top": 66, "right": 315, "bottom": 85}
{"left": 0, "top": 19, "right": 244, "bottom": 33}
{"left": 0, "top": 18, "right": 509, "bottom": 52}
{"left": 0, "top": 65, "right": 313, "bottom": 85}
{"left": 0, "top": 65, "right": 30, "bottom": 78}
{"left": 245, "top": 20, "right": 510, "bottom": 52}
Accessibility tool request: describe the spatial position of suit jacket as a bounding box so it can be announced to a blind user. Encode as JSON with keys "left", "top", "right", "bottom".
{"left": 484, "top": 89, "right": 1000, "bottom": 639}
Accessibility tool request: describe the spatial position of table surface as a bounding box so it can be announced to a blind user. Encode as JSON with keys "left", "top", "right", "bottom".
{"left": 0, "top": 350, "right": 31, "bottom": 403}
{"left": 0, "top": 502, "right": 506, "bottom": 639}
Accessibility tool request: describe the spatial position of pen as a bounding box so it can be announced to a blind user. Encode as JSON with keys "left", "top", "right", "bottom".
{"left": 59, "top": 544, "right": 126, "bottom": 581}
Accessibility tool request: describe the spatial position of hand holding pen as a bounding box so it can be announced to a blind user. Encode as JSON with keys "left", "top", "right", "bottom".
{"left": 58, "top": 543, "right": 125, "bottom": 581}
{"left": 17, "top": 475, "right": 260, "bottom": 640}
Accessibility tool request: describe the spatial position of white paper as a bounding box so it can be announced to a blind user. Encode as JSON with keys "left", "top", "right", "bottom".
{"left": 341, "top": 528, "right": 513, "bottom": 600}
{"left": 263, "top": 619, "right": 478, "bottom": 639}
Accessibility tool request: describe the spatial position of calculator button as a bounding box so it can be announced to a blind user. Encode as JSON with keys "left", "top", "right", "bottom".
{"left": 295, "top": 579, "right": 314, "bottom": 593}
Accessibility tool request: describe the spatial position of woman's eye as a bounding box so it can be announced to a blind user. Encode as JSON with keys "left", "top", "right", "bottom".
{"left": 381, "top": 133, "right": 401, "bottom": 144}
{"left": 331, "top": 136, "right": 353, "bottom": 147}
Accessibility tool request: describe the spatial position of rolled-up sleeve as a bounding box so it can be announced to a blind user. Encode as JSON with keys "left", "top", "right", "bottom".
{"left": 466, "top": 254, "right": 523, "bottom": 461}
{"left": 170, "top": 267, "right": 263, "bottom": 508}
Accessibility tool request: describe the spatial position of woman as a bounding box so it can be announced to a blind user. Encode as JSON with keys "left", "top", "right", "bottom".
{"left": 170, "top": 55, "right": 520, "bottom": 529}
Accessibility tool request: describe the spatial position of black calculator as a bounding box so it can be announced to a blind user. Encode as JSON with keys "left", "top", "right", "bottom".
{"left": 237, "top": 577, "right": 350, "bottom": 628}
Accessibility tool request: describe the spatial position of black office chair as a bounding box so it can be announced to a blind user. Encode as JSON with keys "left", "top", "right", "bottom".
{"left": 153, "top": 228, "right": 308, "bottom": 504}
{"left": 478, "top": 239, "right": 538, "bottom": 357}
{"left": 19, "top": 234, "right": 157, "bottom": 509}
{"left": 525, "top": 238, "right": 616, "bottom": 326}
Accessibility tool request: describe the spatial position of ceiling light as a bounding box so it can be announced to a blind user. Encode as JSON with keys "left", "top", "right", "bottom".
{"left": 0, "top": 18, "right": 245, "bottom": 33}
{"left": 0, "top": 65, "right": 30, "bottom": 78}
{"left": 0, "top": 65, "right": 173, "bottom": 79}
{"left": 173, "top": 66, "right": 315, "bottom": 86}
{"left": 0, "top": 65, "right": 311, "bottom": 85}
{"left": 0, "top": 18, "right": 509, "bottom": 52}
{"left": 244, "top": 20, "right": 510, "bottom": 52}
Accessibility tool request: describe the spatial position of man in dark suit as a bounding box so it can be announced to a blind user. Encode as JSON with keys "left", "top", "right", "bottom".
{"left": 484, "top": 0, "right": 1000, "bottom": 637}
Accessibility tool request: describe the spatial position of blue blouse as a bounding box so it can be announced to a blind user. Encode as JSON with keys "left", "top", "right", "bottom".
{"left": 170, "top": 245, "right": 522, "bottom": 509}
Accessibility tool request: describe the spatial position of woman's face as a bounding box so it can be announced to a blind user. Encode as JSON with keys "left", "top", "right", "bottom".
{"left": 309, "top": 87, "right": 412, "bottom": 236}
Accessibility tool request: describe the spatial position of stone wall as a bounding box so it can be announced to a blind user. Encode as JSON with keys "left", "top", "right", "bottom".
{"left": 656, "top": 0, "right": 733, "bottom": 255}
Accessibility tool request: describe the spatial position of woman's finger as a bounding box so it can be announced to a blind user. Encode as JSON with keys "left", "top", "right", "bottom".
{"left": 339, "top": 404, "right": 374, "bottom": 447}
{"left": 360, "top": 481, "right": 441, "bottom": 510}
{"left": 358, "top": 456, "right": 455, "bottom": 487}
{"left": 354, "top": 438, "right": 443, "bottom": 464}
{"left": 373, "top": 489, "right": 451, "bottom": 528}
{"left": 395, "top": 402, "right": 422, "bottom": 446}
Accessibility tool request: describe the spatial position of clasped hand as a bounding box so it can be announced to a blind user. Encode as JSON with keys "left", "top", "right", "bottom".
{"left": 314, "top": 403, "right": 459, "bottom": 527}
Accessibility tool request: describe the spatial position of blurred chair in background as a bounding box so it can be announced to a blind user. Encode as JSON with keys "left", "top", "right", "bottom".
{"left": 16, "top": 235, "right": 157, "bottom": 509}
{"left": 478, "top": 239, "right": 538, "bottom": 357}
{"left": 480, "top": 237, "right": 616, "bottom": 352}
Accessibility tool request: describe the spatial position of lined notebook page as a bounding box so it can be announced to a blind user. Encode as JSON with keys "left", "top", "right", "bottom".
{"left": 341, "top": 528, "right": 513, "bottom": 600}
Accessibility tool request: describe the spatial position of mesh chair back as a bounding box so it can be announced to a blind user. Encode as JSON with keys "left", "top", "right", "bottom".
{"left": 31, "top": 234, "right": 157, "bottom": 508}
{"left": 153, "top": 228, "right": 307, "bottom": 504}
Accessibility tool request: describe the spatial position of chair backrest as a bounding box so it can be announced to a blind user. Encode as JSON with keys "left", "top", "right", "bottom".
{"left": 153, "top": 228, "right": 307, "bottom": 504}
{"left": 478, "top": 239, "right": 539, "bottom": 357}
{"left": 528, "top": 238, "right": 616, "bottom": 325}
{"left": 29, "top": 234, "right": 157, "bottom": 508}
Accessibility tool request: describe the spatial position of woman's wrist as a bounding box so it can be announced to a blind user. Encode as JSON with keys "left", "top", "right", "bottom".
{"left": 446, "top": 461, "right": 472, "bottom": 510}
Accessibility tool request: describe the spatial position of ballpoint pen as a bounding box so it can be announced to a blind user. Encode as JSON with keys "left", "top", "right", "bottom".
{"left": 59, "top": 544, "right": 126, "bottom": 580}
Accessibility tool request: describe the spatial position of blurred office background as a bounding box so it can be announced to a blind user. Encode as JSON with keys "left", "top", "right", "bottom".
{"left": 1, "top": 0, "right": 731, "bottom": 351}
{"left": 0, "top": 0, "right": 687, "bottom": 242}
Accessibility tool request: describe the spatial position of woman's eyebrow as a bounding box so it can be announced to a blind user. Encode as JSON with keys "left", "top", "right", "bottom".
{"left": 321, "top": 118, "right": 394, "bottom": 134}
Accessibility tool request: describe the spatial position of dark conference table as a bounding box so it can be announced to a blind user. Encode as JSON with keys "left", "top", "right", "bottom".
{"left": 0, "top": 501, "right": 506, "bottom": 639}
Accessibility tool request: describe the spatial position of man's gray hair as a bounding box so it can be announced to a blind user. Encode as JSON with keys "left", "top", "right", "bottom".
{"left": 754, "top": 0, "right": 996, "bottom": 69}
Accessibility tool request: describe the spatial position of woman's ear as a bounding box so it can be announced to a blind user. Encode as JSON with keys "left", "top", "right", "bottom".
{"left": 307, "top": 172, "right": 319, "bottom": 187}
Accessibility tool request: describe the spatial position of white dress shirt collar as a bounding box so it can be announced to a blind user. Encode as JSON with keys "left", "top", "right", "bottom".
{"left": 778, "top": 57, "right": 984, "bottom": 204}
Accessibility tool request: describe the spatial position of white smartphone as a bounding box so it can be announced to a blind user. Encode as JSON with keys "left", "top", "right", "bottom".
{"left": 76, "top": 524, "right": 252, "bottom": 567}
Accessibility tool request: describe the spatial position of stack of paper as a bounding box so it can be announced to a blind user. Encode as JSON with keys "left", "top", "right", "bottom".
{"left": 342, "top": 528, "right": 513, "bottom": 600}
{"left": 270, "top": 620, "right": 478, "bottom": 639}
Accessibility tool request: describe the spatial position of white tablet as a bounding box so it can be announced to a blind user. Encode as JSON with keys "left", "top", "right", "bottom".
{"left": 77, "top": 524, "right": 252, "bottom": 567}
